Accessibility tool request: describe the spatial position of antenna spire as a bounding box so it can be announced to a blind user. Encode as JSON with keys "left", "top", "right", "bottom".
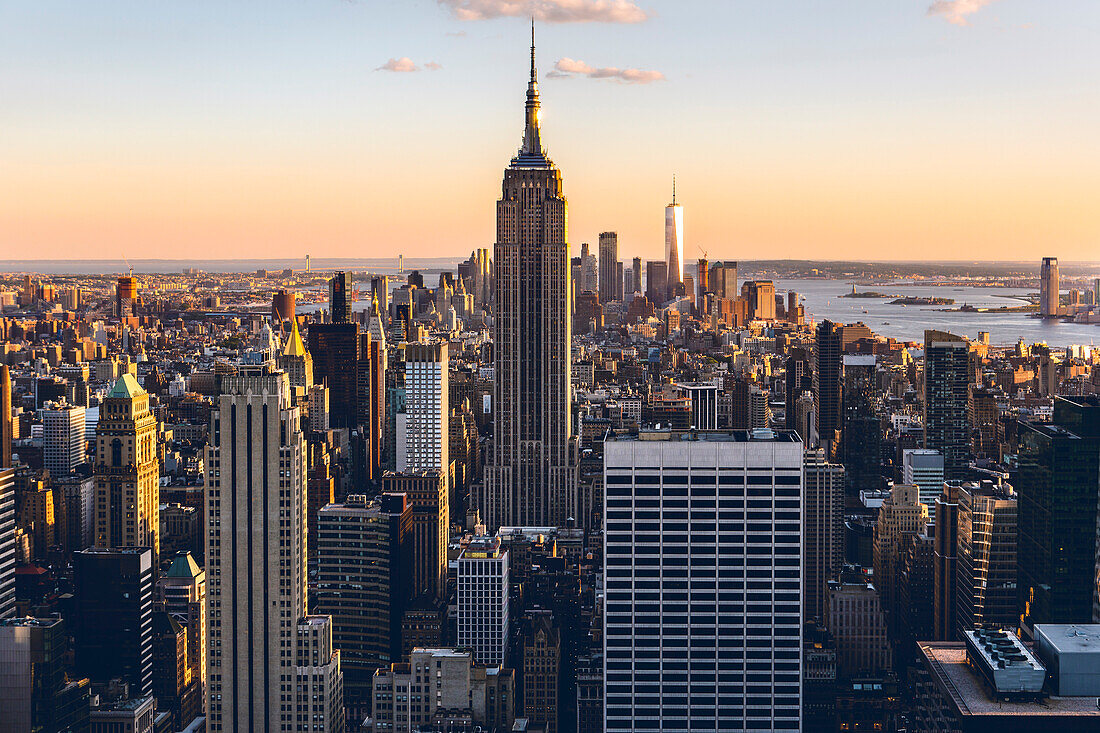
{"left": 672, "top": 174, "right": 677, "bottom": 205}
{"left": 530, "top": 17, "right": 536, "bottom": 82}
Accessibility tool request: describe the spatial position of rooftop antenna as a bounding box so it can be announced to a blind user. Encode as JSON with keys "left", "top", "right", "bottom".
{"left": 672, "top": 174, "right": 676, "bottom": 205}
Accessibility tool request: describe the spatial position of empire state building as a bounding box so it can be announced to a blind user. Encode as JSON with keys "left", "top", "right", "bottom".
{"left": 481, "top": 29, "right": 576, "bottom": 529}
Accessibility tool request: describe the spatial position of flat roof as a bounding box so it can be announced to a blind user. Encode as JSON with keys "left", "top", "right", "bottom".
{"left": 1035, "top": 625, "right": 1100, "bottom": 655}
{"left": 920, "top": 643, "right": 1100, "bottom": 717}
{"left": 615, "top": 428, "right": 802, "bottom": 444}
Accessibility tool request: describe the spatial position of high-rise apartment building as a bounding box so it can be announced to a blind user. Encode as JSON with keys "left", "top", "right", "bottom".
{"left": 94, "top": 374, "right": 159, "bottom": 561}
{"left": 804, "top": 448, "right": 845, "bottom": 622}
{"left": 1017, "top": 396, "right": 1100, "bottom": 636}
{"left": 42, "top": 401, "right": 85, "bottom": 479}
{"left": 598, "top": 231, "right": 621, "bottom": 303}
{"left": 457, "top": 535, "right": 510, "bottom": 666}
{"left": 955, "top": 481, "right": 1017, "bottom": 637}
{"left": 482, "top": 35, "right": 575, "bottom": 530}
{"left": 924, "top": 330, "right": 971, "bottom": 481}
{"left": 1040, "top": 256, "right": 1060, "bottom": 317}
{"left": 665, "top": 179, "right": 684, "bottom": 292}
{"left": 73, "top": 546, "right": 154, "bottom": 697}
{"left": 902, "top": 448, "right": 946, "bottom": 509}
{"left": 397, "top": 342, "right": 449, "bottom": 475}
{"left": 205, "top": 363, "right": 343, "bottom": 732}
{"left": 329, "top": 270, "right": 353, "bottom": 323}
{"left": 316, "top": 493, "right": 412, "bottom": 717}
{"left": 604, "top": 429, "right": 803, "bottom": 732}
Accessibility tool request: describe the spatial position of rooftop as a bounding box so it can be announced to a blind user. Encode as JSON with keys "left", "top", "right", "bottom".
{"left": 1035, "top": 625, "right": 1100, "bottom": 655}
{"left": 921, "top": 643, "right": 1100, "bottom": 717}
{"left": 108, "top": 373, "right": 145, "bottom": 399}
{"left": 619, "top": 428, "right": 802, "bottom": 443}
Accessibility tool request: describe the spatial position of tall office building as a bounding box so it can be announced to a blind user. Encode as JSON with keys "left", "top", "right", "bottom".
{"left": 645, "top": 260, "right": 668, "bottom": 305}
{"left": 1017, "top": 396, "right": 1100, "bottom": 636}
{"left": 933, "top": 483, "right": 960, "bottom": 640}
{"left": 902, "top": 448, "right": 946, "bottom": 513}
{"left": 0, "top": 617, "right": 90, "bottom": 732}
{"left": 73, "top": 547, "right": 154, "bottom": 697}
{"left": 955, "top": 482, "right": 1016, "bottom": 637}
{"left": 483, "top": 32, "right": 576, "bottom": 530}
{"left": 604, "top": 429, "right": 803, "bottom": 732}
{"left": 840, "top": 355, "right": 881, "bottom": 495}
{"left": 665, "top": 178, "right": 684, "bottom": 292}
{"left": 205, "top": 363, "right": 343, "bottom": 732}
{"left": 94, "top": 374, "right": 159, "bottom": 561}
{"left": 316, "top": 493, "right": 412, "bottom": 718}
{"left": 826, "top": 567, "right": 893, "bottom": 679}
{"left": 0, "top": 468, "right": 14, "bottom": 619}
{"left": 804, "top": 448, "right": 845, "bottom": 622}
{"left": 397, "top": 342, "right": 449, "bottom": 476}
{"left": 158, "top": 551, "right": 207, "bottom": 718}
{"left": 784, "top": 348, "right": 812, "bottom": 434}
{"left": 384, "top": 470, "right": 448, "bottom": 600}
{"left": 308, "top": 322, "right": 360, "bottom": 429}
{"left": 814, "top": 321, "right": 843, "bottom": 450}
{"left": 709, "top": 261, "right": 738, "bottom": 300}
{"left": 457, "top": 535, "right": 510, "bottom": 666}
{"left": 329, "top": 271, "right": 353, "bottom": 323}
{"left": 278, "top": 317, "right": 313, "bottom": 390}
{"left": 630, "top": 256, "right": 642, "bottom": 294}
{"left": 42, "top": 401, "right": 85, "bottom": 479}
{"left": 1040, "top": 256, "right": 1059, "bottom": 317}
{"left": 872, "top": 484, "right": 928, "bottom": 626}
{"left": 598, "top": 231, "right": 621, "bottom": 303}
{"left": 0, "top": 365, "right": 11, "bottom": 469}
{"left": 924, "top": 330, "right": 971, "bottom": 481}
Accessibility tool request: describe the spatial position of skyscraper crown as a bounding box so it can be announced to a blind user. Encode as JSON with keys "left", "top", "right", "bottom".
{"left": 511, "top": 20, "right": 551, "bottom": 169}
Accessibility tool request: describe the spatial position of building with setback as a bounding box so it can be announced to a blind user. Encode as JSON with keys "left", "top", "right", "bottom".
{"left": 94, "top": 374, "right": 160, "bottom": 561}
{"left": 604, "top": 429, "right": 803, "bottom": 732}
{"left": 482, "top": 34, "right": 576, "bottom": 530}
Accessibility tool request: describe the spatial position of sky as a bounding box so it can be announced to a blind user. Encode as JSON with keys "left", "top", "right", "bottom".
{"left": 1, "top": 0, "right": 1098, "bottom": 263}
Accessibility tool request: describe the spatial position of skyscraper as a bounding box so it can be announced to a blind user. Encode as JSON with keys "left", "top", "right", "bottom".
{"left": 709, "top": 261, "right": 738, "bottom": 300}
{"left": 42, "top": 401, "right": 85, "bottom": 479}
{"left": 73, "top": 547, "right": 154, "bottom": 697}
{"left": 598, "top": 231, "right": 621, "bottom": 303}
{"left": 604, "top": 429, "right": 804, "bottom": 732}
{"left": 329, "top": 270, "right": 353, "bottom": 323}
{"left": 645, "top": 260, "right": 668, "bottom": 305}
{"left": 955, "top": 481, "right": 1016, "bottom": 637}
{"left": 902, "top": 448, "right": 946, "bottom": 509}
{"left": 94, "top": 373, "right": 160, "bottom": 561}
{"left": 814, "top": 320, "right": 843, "bottom": 451}
{"left": 0, "top": 468, "right": 14, "bottom": 619}
{"left": 457, "top": 534, "right": 510, "bottom": 666}
{"left": 923, "top": 330, "right": 971, "bottom": 480}
{"left": 933, "top": 483, "right": 960, "bottom": 640}
{"left": 631, "top": 256, "right": 642, "bottom": 294}
{"left": 397, "top": 342, "right": 449, "bottom": 476}
{"left": 205, "top": 363, "right": 343, "bottom": 731}
{"left": 0, "top": 365, "right": 12, "bottom": 469}
{"left": 1017, "top": 396, "right": 1100, "bottom": 636}
{"left": 158, "top": 551, "right": 207, "bottom": 719}
{"left": 483, "top": 30, "right": 575, "bottom": 530}
{"left": 804, "top": 448, "right": 845, "bottom": 622}
{"left": 1040, "top": 256, "right": 1059, "bottom": 317}
{"left": 308, "top": 322, "right": 360, "bottom": 429}
{"left": 665, "top": 177, "right": 684, "bottom": 293}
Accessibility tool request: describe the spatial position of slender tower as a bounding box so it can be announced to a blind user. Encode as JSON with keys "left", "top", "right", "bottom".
{"left": 482, "top": 24, "right": 576, "bottom": 529}
{"left": 665, "top": 176, "right": 684, "bottom": 296}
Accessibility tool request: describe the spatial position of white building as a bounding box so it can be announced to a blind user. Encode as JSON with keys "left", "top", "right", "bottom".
{"left": 205, "top": 363, "right": 342, "bottom": 733}
{"left": 397, "top": 342, "right": 449, "bottom": 476}
{"left": 457, "top": 535, "right": 510, "bottom": 666}
{"left": 42, "top": 402, "right": 85, "bottom": 479}
{"left": 902, "top": 448, "right": 946, "bottom": 509}
{"left": 604, "top": 429, "right": 803, "bottom": 732}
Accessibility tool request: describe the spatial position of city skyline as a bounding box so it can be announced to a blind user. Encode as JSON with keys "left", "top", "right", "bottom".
{"left": 4, "top": 1, "right": 1099, "bottom": 262}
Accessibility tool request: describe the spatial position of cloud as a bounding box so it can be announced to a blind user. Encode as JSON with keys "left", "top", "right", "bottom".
{"left": 550, "top": 57, "right": 664, "bottom": 83}
{"left": 927, "top": 0, "right": 999, "bottom": 26}
{"left": 439, "top": 0, "right": 648, "bottom": 23}
{"left": 376, "top": 57, "right": 442, "bottom": 72}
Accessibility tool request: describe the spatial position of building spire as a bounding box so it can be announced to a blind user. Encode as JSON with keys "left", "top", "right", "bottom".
{"left": 519, "top": 18, "right": 544, "bottom": 158}
{"left": 672, "top": 174, "right": 677, "bottom": 205}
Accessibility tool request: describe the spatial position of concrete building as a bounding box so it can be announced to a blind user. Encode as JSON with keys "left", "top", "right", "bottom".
{"left": 157, "top": 551, "right": 207, "bottom": 719}
{"left": 94, "top": 374, "right": 159, "bottom": 561}
{"left": 1040, "top": 256, "right": 1060, "bottom": 317}
{"left": 383, "top": 470, "right": 448, "bottom": 600}
{"left": 369, "top": 648, "right": 515, "bottom": 733}
{"left": 826, "top": 567, "right": 892, "bottom": 679}
{"left": 520, "top": 612, "right": 560, "bottom": 733}
{"left": 42, "top": 401, "right": 85, "bottom": 479}
{"left": 0, "top": 468, "right": 13, "bottom": 618}
{"left": 598, "top": 231, "right": 622, "bottom": 304}
{"left": 0, "top": 617, "right": 90, "bottom": 733}
{"left": 278, "top": 316, "right": 313, "bottom": 390}
{"left": 295, "top": 616, "right": 345, "bottom": 733}
{"left": 604, "top": 429, "right": 803, "bottom": 732}
{"left": 872, "top": 483, "right": 928, "bottom": 627}
{"left": 205, "top": 362, "right": 343, "bottom": 732}
{"left": 397, "top": 342, "right": 449, "bottom": 477}
{"left": 457, "top": 535, "right": 510, "bottom": 666}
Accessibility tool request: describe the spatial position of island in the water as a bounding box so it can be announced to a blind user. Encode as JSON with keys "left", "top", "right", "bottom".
{"left": 889, "top": 296, "right": 955, "bottom": 306}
